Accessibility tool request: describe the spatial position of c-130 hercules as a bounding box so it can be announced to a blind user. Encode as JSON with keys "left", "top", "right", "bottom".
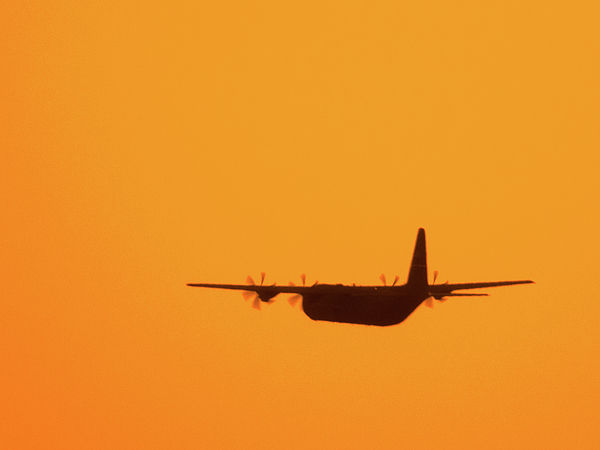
{"left": 187, "top": 229, "right": 533, "bottom": 326}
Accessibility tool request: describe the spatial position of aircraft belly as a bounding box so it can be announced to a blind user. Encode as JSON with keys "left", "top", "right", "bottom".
{"left": 302, "top": 294, "right": 422, "bottom": 327}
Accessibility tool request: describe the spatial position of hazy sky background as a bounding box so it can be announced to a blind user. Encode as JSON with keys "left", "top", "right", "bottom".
{"left": 2, "top": 1, "right": 599, "bottom": 448}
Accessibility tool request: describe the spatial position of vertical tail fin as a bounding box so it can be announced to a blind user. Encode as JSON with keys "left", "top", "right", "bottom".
{"left": 407, "top": 228, "right": 428, "bottom": 289}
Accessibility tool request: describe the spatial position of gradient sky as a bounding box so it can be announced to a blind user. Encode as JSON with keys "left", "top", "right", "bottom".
{"left": 2, "top": 1, "right": 599, "bottom": 449}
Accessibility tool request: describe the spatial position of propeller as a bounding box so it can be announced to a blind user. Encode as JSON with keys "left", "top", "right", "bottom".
{"left": 242, "top": 272, "right": 268, "bottom": 310}
{"left": 287, "top": 273, "right": 311, "bottom": 306}
{"left": 426, "top": 270, "right": 449, "bottom": 308}
{"left": 425, "top": 296, "right": 448, "bottom": 308}
{"left": 431, "top": 270, "right": 448, "bottom": 286}
{"left": 425, "top": 275, "right": 437, "bottom": 308}
{"left": 379, "top": 274, "right": 400, "bottom": 286}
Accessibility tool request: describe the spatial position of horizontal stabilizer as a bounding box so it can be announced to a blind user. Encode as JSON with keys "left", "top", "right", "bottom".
{"left": 440, "top": 292, "right": 489, "bottom": 297}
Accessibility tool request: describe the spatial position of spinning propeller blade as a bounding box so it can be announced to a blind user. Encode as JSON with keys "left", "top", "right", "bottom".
{"left": 380, "top": 274, "right": 400, "bottom": 286}
{"left": 242, "top": 291, "right": 255, "bottom": 300}
{"left": 288, "top": 294, "right": 302, "bottom": 306}
{"left": 427, "top": 270, "right": 450, "bottom": 307}
{"left": 242, "top": 272, "right": 270, "bottom": 310}
{"left": 287, "top": 274, "right": 307, "bottom": 306}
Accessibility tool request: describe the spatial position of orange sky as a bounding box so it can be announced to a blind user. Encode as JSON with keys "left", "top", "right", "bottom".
{"left": 2, "top": 1, "right": 599, "bottom": 449}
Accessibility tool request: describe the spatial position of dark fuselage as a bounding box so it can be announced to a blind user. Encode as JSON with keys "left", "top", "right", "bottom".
{"left": 301, "top": 284, "right": 429, "bottom": 326}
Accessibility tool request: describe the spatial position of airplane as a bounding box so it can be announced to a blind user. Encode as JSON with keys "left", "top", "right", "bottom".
{"left": 187, "top": 228, "right": 534, "bottom": 326}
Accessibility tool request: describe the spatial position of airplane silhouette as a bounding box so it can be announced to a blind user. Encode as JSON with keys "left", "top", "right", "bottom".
{"left": 187, "top": 228, "right": 533, "bottom": 326}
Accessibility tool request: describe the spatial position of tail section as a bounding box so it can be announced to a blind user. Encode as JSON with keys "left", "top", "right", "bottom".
{"left": 407, "top": 228, "right": 428, "bottom": 289}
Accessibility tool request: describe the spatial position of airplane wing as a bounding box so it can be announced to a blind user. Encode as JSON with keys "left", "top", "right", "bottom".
{"left": 186, "top": 279, "right": 535, "bottom": 306}
{"left": 187, "top": 280, "right": 534, "bottom": 295}
{"left": 428, "top": 280, "right": 534, "bottom": 297}
{"left": 186, "top": 281, "right": 323, "bottom": 309}
{"left": 185, "top": 280, "right": 411, "bottom": 307}
{"left": 186, "top": 282, "right": 305, "bottom": 294}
